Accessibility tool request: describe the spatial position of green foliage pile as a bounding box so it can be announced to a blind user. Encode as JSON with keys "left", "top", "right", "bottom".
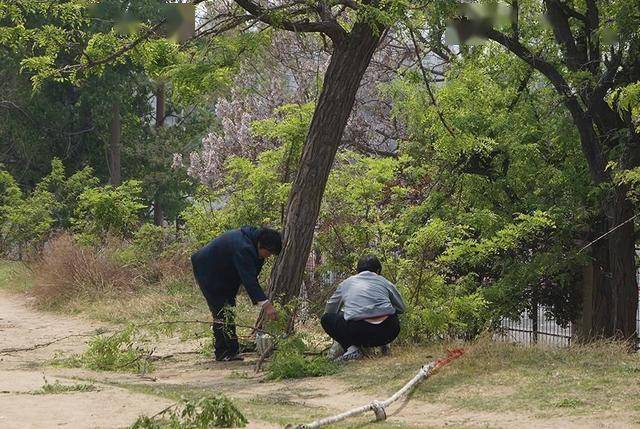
{"left": 130, "top": 396, "right": 247, "bottom": 429}
{"left": 266, "top": 336, "right": 340, "bottom": 380}
{"left": 60, "top": 326, "right": 153, "bottom": 373}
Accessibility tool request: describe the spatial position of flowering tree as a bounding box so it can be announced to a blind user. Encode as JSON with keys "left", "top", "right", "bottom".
{"left": 180, "top": 30, "right": 417, "bottom": 185}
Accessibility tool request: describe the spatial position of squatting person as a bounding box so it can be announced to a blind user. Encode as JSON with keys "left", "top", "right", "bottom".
{"left": 191, "top": 226, "right": 280, "bottom": 361}
{"left": 321, "top": 255, "right": 405, "bottom": 361}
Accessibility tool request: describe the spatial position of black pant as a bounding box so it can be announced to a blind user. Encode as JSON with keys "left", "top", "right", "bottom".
{"left": 192, "top": 259, "right": 239, "bottom": 359}
{"left": 210, "top": 298, "right": 239, "bottom": 360}
{"left": 321, "top": 312, "right": 400, "bottom": 350}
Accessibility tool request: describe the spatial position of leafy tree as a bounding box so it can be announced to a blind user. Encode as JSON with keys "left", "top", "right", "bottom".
{"left": 439, "top": 0, "right": 640, "bottom": 339}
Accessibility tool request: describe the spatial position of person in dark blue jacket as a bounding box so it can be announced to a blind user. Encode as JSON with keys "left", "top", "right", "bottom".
{"left": 191, "top": 226, "right": 281, "bottom": 361}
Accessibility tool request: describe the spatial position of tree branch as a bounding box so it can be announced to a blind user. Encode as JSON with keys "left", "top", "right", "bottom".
{"left": 233, "top": 0, "right": 347, "bottom": 44}
{"left": 452, "top": 17, "right": 608, "bottom": 182}
{"left": 543, "top": 0, "right": 585, "bottom": 71}
{"left": 58, "top": 19, "right": 167, "bottom": 75}
{"left": 409, "top": 27, "right": 456, "bottom": 137}
{"left": 558, "top": 2, "right": 587, "bottom": 22}
{"left": 508, "top": 67, "right": 533, "bottom": 110}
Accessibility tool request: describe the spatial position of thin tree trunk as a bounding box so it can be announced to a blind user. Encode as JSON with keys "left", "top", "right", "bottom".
{"left": 154, "top": 82, "right": 166, "bottom": 226}
{"left": 267, "top": 23, "right": 385, "bottom": 302}
{"left": 156, "top": 82, "right": 165, "bottom": 128}
{"left": 109, "top": 100, "right": 122, "bottom": 186}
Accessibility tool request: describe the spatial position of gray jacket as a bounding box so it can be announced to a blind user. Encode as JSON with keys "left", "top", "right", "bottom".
{"left": 324, "top": 271, "right": 406, "bottom": 321}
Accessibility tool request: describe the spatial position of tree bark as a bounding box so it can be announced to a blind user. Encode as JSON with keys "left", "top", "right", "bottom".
{"left": 580, "top": 187, "right": 638, "bottom": 339}
{"left": 156, "top": 82, "right": 165, "bottom": 128}
{"left": 267, "top": 23, "right": 385, "bottom": 302}
{"left": 109, "top": 100, "right": 122, "bottom": 186}
{"left": 578, "top": 103, "right": 639, "bottom": 340}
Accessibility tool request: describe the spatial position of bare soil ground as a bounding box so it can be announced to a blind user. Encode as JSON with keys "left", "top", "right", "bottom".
{"left": 1, "top": 292, "right": 638, "bottom": 429}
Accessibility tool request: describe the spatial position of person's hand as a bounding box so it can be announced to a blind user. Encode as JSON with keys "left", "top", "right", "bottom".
{"left": 263, "top": 301, "right": 278, "bottom": 321}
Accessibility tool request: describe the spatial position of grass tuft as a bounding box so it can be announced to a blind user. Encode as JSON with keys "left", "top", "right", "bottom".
{"left": 32, "top": 376, "right": 97, "bottom": 395}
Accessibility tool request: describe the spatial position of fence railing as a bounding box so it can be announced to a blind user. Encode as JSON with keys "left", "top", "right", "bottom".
{"left": 496, "top": 292, "right": 640, "bottom": 347}
{"left": 495, "top": 305, "right": 574, "bottom": 346}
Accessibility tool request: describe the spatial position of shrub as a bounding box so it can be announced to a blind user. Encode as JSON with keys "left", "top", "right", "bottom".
{"left": 133, "top": 223, "right": 166, "bottom": 256}
{"left": 34, "top": 158, "right": 100, "bottom": 228}
{"left": 130, "top": 395, "right": 248, "bottom": 428}
{"left": 0, "top": 169, "right": 56, "bottom": 257}
{"left": 0, "top": 189, "right": 55, "bottom": 257}
{"left": 399, "top": 289, "right": 489, "bottom": 342}
{"left": 72, "top": 180, "right": 145, "bottom": 242}
{"left": 31, "top": 234, "right": 140, "bottom": 308}
{"left": 266, "top": 336, "right": 340, "bottom": 380}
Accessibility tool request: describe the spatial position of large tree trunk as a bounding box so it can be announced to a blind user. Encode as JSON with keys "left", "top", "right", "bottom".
{"left": 267, "top": 23, "right": 385, "bottom": 303}
{"left": 109, "top": 100, "right": 122, "bottom": 186}
{"left": 580, "top": 187, "right": 638, "bottom": 339}
{"left": 577, "top": 107, "right": 639, "bottom": 340}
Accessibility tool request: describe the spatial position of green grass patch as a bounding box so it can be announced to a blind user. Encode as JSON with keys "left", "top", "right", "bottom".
{"left": 337, "top": 338, "right": 640, "bottom": 419}
{"left": 32, "top": 376, "right": 97, "bottom": 395}
{"left": 0, "top": 260, "right": 33, "bottom": 292}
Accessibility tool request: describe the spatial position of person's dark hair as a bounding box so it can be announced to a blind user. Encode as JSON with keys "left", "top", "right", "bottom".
{"left": 356, "top": 254, "right": 382, "bottom": 274}
{"left": 257, "top": 228, "right": 282, "bottom": 255}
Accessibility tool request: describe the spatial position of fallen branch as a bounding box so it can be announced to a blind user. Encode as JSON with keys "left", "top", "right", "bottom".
{"left": 134, "top": 319, "right": 277, "bottom": 337}
{"left": 0, "top": 332, "right": 100, "bottom": 355}
{"left": 286, "top": 348, "right": 466, "bottom": 429}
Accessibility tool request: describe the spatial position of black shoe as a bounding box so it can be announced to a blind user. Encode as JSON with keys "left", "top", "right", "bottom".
{"left": 215, "top": 354, "right": 244, "bottom": 362}
{"left": 380, "top": 344, "right": 391, "bottom": 356}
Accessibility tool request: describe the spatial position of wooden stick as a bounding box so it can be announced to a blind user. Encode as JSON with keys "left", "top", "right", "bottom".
{"left": 286, "top": 349, "right": 465, "bottom": 429}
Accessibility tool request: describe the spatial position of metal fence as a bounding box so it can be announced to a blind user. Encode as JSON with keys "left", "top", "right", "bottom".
{"left": 496, "top": 292, "right": 640, "bottom": 347}
{"left": 495, "top": 305, "right": 574, "bottom": 346}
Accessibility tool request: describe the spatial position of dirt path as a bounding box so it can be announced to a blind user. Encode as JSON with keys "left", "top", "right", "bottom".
{"left": 1, "top": 292, "right": 638, "bottom": 429}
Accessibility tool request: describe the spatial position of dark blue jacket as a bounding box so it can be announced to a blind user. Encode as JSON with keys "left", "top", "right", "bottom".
{"left": 191, "top": 226, "right": 268, "bottom": 305}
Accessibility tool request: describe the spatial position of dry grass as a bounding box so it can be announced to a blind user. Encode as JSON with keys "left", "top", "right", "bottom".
{"left": 338, "top": 336, "right": 640, "bottom": 420}
{"left": 28, "top": 233, "right": 194, "bottom": 317}
{"left": 31, "top": 234, "right": 141, "bottom": 308}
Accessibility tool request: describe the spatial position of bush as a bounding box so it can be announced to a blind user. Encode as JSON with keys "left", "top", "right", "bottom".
{"left": 130, "top": 395, "right": 247, "bottom": 428}
{"left": 35, "top": 158, "right": 100, "bottom": 228}
{"left": 266, "top": 336, "right": 340, "bottom": 380}
{"left": 0, "top": 169, "right": 56, "bottom": 257}
{"left": 110, "top": 224, "right": 166, "bottom": 267}
{"left": 0, "top": 189, "right": 55, "bottom": 257}
{"left": 72, "top": 180, "right": 145, "bottom": 243}
{"left": 31, "top": 234, "right": 140, "bottom": 308}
